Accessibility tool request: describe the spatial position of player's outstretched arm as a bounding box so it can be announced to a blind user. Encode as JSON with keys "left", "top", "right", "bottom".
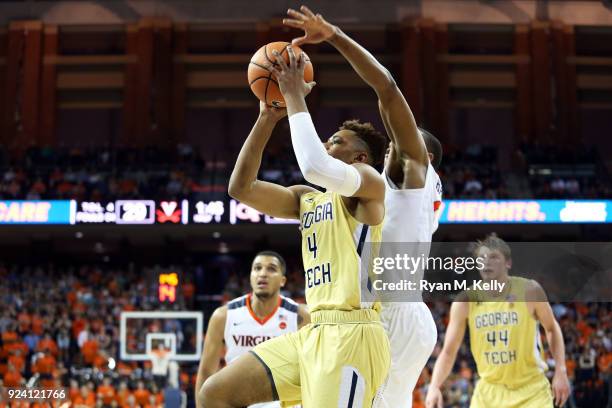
{"left": 528, "top": 281, "right": 571, "bottom": 407}
{"left": 228, "top": 102, "right": 314, "bottom": 219}
{"left": 195, "top": 306, "right": 226, "bottom": 408}
{"left": 426, "top": 301, "right": 469, "bottom": 408}
{"left": 284, "top": 6, "right": 428, "bottom": 185}
{"left": 271, "top": 46, "right": 385, "bottom": 225}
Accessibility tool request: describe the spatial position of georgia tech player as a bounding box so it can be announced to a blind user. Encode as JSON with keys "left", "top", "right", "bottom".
{"left": 425, "top": 235, "right": 571, "bottom": 408}
{"left": 283, "top": 7, "right": 443, "bottom": 408}
{"left": 198, "top": 37, "right": 390, "bottom": 408}
{"left": 195, "top": 251, "right": 309, "bottom": 408}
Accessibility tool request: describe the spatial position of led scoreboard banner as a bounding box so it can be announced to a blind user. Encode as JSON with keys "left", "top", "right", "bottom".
{"left": 74, "top": 199, "right": 299, "bottom": 225}
{"left": 0, "top": 199, "right": 610, "bottom": 225}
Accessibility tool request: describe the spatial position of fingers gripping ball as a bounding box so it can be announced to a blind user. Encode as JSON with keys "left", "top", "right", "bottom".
{"left": 248, "top": 41, "right": 314, "bottom": 107}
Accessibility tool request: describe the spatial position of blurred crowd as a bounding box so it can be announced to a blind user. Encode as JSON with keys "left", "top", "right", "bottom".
{"left": 518, "top": 143, "right": 612, "bottom": 199}
{"left": 0, "top": 146, "right": 224, "bottom": 203}
{"left": 0, "top": 263, "right": 195, "bottom": 408}
{"left": 0, "top": 142, "right": 610, "bottom": 202}
{"left": 0, "top": 260, "right": 610, "bottom": 407}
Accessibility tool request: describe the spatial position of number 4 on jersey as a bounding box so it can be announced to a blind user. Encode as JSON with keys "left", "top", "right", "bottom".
{"left": 307, "top": 233, "right": 318, "bottom": 259}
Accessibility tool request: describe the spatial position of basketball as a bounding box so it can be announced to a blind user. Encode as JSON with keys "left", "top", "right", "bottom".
{"left": 247, "top": 41, "right": 314, "bottom": 107}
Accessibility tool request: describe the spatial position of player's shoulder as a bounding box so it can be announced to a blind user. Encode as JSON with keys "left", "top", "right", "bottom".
{"left": 522, "top": 278, "right": 548, "bottom": 302}
{"left": 226, "top": 294, "right": 248, "bottom": 310}
{"left": 279, "top": 296, "right": 299, "bottom": 313}
{"left": 353, "top": 162, "right": 385, "bottom": 187}
{"left": 208, "top": 304, "right": 228, "bottom": 334}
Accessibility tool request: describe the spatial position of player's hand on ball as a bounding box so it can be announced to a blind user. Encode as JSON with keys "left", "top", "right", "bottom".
{"left": 259, "top": 101, "right": 287, "bottom": 122}
{"left": 271, "top": 46, "right": 316, "bottom": 99}
{"left": 425, "top": 386, "right": 443, "bottom": 408}
{"left": 284, "top": 6, "right": 336, "bottom": 46}
{"left": 552, "top": 369, "right": 570, "bottom": 407}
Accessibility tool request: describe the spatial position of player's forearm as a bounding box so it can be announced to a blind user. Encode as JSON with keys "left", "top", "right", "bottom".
{"left": 228, "top": 115, "right": 276, "bottom": 198}
{"left": 284, "top": 94, "right": 309, "bottom": 117}
{"left": 327, "top": 27, "right": 394, "bottom": 95}
{"left": 546, "top": 322, "right": 567, "bottom": 374}
{"left": 430, "top": 348, "right": 456, "bottom": 389}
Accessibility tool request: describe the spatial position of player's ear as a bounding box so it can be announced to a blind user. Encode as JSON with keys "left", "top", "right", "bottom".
{"left": 428, "top": 152, "right": 434, "bottom": 163}
{"left": 354, "top": 152, "right": 368, "bottom": 163}
{"left": 506, "top": 258, "right": 512, "bottom": 270}
{"left": 281, "top": 275, "right": 287, "bottom": 288}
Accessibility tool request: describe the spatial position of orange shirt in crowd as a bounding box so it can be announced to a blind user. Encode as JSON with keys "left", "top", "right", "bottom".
{"left": 70, "top": 387, "right": 81, "bottom": 402}
{"left": 3, "top": 368, "right": 23, "bottom": 387}
{"left": 33, "top": 354, "right": 56, "bottom": 375}
{"left": 73, "top": 392, "right": 95, "bottom": 407}
{"left": 2, "top": 331, "right": 19, "bottom": 356}
{"left": 598, "top": 352, "right": 612, "bottom": 373}
{"left": 81, "top": 339, "right": 99, "bottom": 364}
{"left": 97, "top": 385, "right": 116, "bottom": 405}
{"left": 566, "top": 359, "right": 577, "bottom": 379}
{"left": 133, "top": 388, "right": 151, "bottom": 406}
{"left": 413, "top": 388, "right": 425, "bottom": 408}
{"left": 115, "top": 389, "right": 132, "bottom": 406}
{"left": 6, "top": 341, "right": 28, "bottom": 357}
{"left": 31, "top": 315, "right": 44, "bottom": 336}
{"left": 67, "top": 290, "right": 77, "bottom": 306}
{"left": 93, "top": 353, "right": 108, "bottom": 369}
{"left": 8, "top": 354, "right": 25, "bottom": 373}
{"left": 72, "top": 318, "right": 86, "bottom": 338}
{"left": 37, "top": 338, "right": 59, "bottom": 356}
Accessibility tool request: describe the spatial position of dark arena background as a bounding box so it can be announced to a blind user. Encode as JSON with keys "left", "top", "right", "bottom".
{"left": 0, "top": 1, "right": 611, "bottom": 407}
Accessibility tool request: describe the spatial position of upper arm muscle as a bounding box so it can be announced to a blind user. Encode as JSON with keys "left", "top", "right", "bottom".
{"left": 378, "top": 85, "right": 428, "bottom": 167}
{"left": 238, "top": 182, "right": 315, "bottom": 220}
{"left": 199, "top": 307, "right": 226, "bottom": 378}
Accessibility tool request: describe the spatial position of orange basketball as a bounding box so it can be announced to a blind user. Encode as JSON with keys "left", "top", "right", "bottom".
{"left": 247, "top": 41, "right": 314, "bottom": 107}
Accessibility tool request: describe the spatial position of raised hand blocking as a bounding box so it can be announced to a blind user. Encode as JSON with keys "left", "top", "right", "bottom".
{"left": 283, "top": 5, "right": 336, "bottom": 46}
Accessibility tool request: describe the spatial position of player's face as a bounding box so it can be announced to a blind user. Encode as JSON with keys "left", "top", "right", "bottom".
{"left": 476, "top": 247, "right": 511, "bottom": 281}
{"left": 324, "top": 130, "right": 367, "bottom": 164}
{"left": 250, "top": 255, "right": 286, "bottom": 298}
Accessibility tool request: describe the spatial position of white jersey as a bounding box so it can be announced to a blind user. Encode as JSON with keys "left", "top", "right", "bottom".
{"left": 379, "top": 163, "right": 442, "bottom": 301}
{"left": 224, "top": 294, "right": 299, "bottom": 408}
{"left": 374, "top": 163, "right": 442, "bottom": 408}
{"left": 224, "top": 293, "right": 299, "bottom": 364}
{"left": 382, "top": 162, "right": 442, "bottom": 242}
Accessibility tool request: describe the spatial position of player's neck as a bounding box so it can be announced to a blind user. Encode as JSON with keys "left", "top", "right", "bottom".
{"left": 249, "top": 293, "right": 280, "bottom": 319}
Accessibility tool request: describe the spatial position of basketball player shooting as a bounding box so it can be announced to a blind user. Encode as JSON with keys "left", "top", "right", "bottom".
{"left": 195, "top": 251, "right": 309, "bottom": 408}
{"left": 425, "top": 235, "right": 571, "bottom": 408}
{"left": 198, "top": 34, "right": 390, "bottom": 408}
{"left": 283, "top": 6, "right": 443, "bottom": 408}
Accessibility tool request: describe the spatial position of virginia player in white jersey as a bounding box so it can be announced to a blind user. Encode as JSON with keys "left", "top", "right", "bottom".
{"left": 195, "top": 251, "right": 310, "bottom": 408}
{"left": 284, "top": 6, "right": 443, "bottom": 407}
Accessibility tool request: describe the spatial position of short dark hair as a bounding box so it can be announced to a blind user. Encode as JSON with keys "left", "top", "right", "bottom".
{"left": 419, "top": 128, "right": 443, "bottom": 169}
{"left": 340, "top": 119, "right": 387, "bottom": 167}
{"left": 253, "top": 250, "right": 286, "bottom": 275}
